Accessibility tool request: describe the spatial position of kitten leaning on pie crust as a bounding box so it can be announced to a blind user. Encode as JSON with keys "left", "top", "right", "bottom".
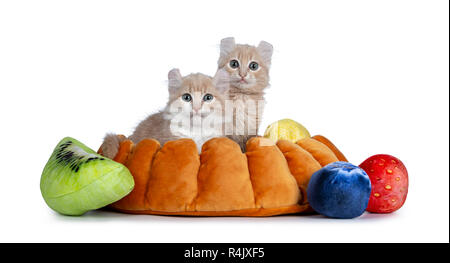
{"left": 101, "top": 68, "right": 230, "bottom": 158}
{"left": 217, "top": 37, "right": 273, "bottom": 151}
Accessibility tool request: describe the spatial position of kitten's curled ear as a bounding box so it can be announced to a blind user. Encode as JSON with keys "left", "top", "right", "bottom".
{"left": 257, "top": 40, "right": 273, "bottom": 67}
{"left": 212, "top": 68, "right": 230, "bottom": 94}
{"left": 168, "top": 68, "right": 183, "bottom": 93}
{"left": 219, "top": 37, "right": 236, "bottom": 59}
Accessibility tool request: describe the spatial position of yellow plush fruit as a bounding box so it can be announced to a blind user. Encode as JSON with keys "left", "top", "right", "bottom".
{"left": 264, "top": 119, "right": 311, "bottom": 143}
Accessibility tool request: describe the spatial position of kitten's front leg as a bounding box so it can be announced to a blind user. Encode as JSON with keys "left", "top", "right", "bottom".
{"left": 99, "top": 133, "right": 126, "bottom": 159}
{"left": 226, "top": 134, "right": 252, "bottom": 152}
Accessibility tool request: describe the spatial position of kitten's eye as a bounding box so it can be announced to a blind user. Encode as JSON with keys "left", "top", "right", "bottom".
{"left": 229, "top": 59, "right": 239, "bottom": 69}
{"left": 181, "top": 93, "right": 192, "bottom": 102}
{"left": 249, "top": 61, "right": 259, "bottom": 71}
{"left": 203, "top": 94, "right": 214, "bottom": 102}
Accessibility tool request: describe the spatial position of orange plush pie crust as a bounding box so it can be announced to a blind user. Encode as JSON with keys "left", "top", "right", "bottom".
{"left": 98, "top": 135, "right": 347, "bottom": 216}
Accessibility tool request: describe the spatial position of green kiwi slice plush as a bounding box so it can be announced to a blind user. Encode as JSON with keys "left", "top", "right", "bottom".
{"left": 40, "top": 137, "right": 134, "bottom": 216}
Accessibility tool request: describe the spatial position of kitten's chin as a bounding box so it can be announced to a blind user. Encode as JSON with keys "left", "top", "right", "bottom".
{"left": 191, "top": 112, "right": 213, "bottom": 118}
{"left": 233, "top": 81, "right": 257, "bottom": 91}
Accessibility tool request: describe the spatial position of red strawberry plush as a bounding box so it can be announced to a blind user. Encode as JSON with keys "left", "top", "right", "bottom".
{"left": 359, "top": 154, "right": 408, "bottom": 213}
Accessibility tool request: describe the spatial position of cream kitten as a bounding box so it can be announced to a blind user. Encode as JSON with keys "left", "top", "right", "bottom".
{"left": 217, "top": 37, "right": 273, "bottom": 150}
{"left": 101, "top": 69, "right": 230, "bottom": 158}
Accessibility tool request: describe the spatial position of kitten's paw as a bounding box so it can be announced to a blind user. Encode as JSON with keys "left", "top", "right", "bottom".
{"left": 100, "top": 133, "right": 125, "bottom": 159}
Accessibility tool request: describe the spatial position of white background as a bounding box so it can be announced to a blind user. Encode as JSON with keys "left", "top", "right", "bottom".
{"left": 0, "top": 0, "right": 448, "bottom": 243}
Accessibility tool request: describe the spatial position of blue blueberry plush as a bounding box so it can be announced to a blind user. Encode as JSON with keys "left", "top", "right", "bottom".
{"left": 307, "top": 161, "right": 371, "bottom": 219}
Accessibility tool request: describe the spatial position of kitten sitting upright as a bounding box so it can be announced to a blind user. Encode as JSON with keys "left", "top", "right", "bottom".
{"left": 217, "top": 37, "right": 273, "bottom": 151}
{"left": 101, "top": 68, "right": 230, "bottom": 158}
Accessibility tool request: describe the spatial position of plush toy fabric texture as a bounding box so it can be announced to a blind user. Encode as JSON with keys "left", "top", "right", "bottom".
{"left": 98, "top": 135, "right": 347, "bottom": 216}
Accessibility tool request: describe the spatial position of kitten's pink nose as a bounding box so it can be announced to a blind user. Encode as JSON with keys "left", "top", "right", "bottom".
{"left": 239, "top": 71, "right": 247, "bottom": 78}
{"left": 193, "top": 107, "right": 201, "bottom": 113}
